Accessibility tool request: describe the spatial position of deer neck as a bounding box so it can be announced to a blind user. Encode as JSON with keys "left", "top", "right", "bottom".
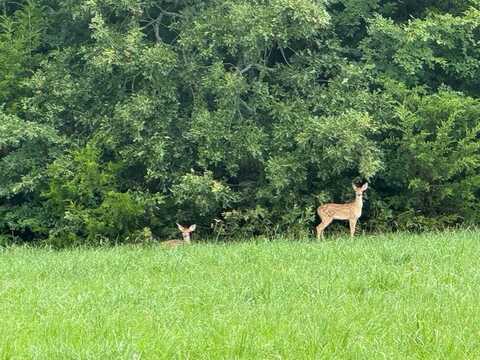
{"left": 354, "top": 195, "right": 363, "bottom": 210}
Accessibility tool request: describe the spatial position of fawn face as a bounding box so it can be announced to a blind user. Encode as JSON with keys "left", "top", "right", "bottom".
{"left": 352, "top": 182, "right": 368, "bottom": 199}
{"left": 176, "top": 223, "right": 197, "bottom": 241}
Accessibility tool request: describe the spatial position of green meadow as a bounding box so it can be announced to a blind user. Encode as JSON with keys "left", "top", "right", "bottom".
{"left": 1, "top": 230, "right": 479, "bottom": 359}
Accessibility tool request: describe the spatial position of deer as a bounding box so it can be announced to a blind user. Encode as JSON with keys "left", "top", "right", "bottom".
{"left": 161, "top": 223, "right": 196, "bottom": 247}
{"left": 316, "top": 182, "right": 368, "bottom": 239}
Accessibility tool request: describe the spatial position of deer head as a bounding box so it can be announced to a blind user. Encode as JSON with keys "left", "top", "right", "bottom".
{"left": 176, "top": 223, "right": 196, "bottom": 242}
{"left": 352, "top": 182, "right": 368, "bottom": 199}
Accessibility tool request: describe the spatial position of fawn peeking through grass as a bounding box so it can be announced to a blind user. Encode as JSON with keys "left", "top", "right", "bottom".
{"left": 316, "top": 183, "right": 368, "bottom": 239}
{"left": 162, "top": 224, "right": 196, "bottom": 247}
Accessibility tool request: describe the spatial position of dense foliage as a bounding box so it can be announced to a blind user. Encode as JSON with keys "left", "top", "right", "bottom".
{"left": 1, "top": 0, "right": 479, "bottom": 245}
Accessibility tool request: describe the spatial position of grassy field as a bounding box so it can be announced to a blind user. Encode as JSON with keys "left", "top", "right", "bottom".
{"left": 1, "top": 230, "right": 479, "bottom": 359}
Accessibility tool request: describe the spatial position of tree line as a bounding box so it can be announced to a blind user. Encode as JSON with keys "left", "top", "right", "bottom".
{"left": 1, "top": 0, "right": 480, "bottom": 246}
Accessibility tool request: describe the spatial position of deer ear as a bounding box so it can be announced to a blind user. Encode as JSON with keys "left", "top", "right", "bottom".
{"left": 177, "top": 223, "right": 185, "bottom": 231}
{"left": 189, "top": 224, "right": 197, "bottom": 232}
{"left": 361, "top": 183, "right": 368, "bottom": 191}
{"left": 352, "top": 183, "right": 357, "bottom": 191}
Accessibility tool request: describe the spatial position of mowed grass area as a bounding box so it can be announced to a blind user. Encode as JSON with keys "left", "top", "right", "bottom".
{"left": 1, "top": 231, "right": 480, "bottom": 359}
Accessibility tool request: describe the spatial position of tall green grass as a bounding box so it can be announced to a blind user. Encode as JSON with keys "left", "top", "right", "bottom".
{"left": 1, "top": 231, "right": 479, "bottom": 359}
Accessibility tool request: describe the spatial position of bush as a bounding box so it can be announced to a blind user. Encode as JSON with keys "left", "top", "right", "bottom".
{"left": 1, "top": 1, "right": 479, "bottom": 243}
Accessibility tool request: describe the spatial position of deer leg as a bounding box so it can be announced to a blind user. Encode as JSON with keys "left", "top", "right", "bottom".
{"left": 316, "top": 224, "right": 323, "bottom": 239}
{"left": 349, "top": 219, "right": 357, "bottom": 238}
{"left": 316, "top": 217, "right": 332, "bottom": 240}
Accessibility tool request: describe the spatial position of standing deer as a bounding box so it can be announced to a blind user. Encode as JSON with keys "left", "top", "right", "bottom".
{"left": 316, "top": 183, "right": 368, "bottom": 239}
{"left": 162, "top": 223, "right": 196, "bottom": 247}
